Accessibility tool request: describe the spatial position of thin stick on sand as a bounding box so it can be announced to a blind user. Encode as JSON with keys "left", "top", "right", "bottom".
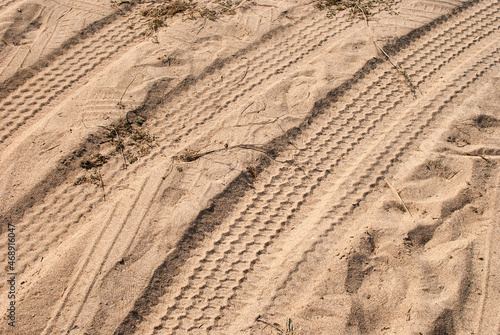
{"left": 384, "top": 179, "right": 414, "bottom": 222}
{"left": 178, "top": 144, "right": 269, "bottom": 162}
{"left": 119, "top": 72, "right": 141, "bottom": 106}
{"left": 357, "top": 5, "right": 419, "bottom": 97}
{"left": 97, "top": 168, "right": 105, "bottom": 200}
{"left": 256, "top": 316, "right": 286, "bottom": 334}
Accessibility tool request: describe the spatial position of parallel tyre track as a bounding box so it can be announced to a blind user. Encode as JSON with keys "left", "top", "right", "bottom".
{"left": 237, "top": 39, "right": 500, "bottom": 335}
{"left": 0, "top": 0, "right": 460, "bottom": 289}
{"left": 129, "top": 2, "right": 500, "bottom": 333}
{"left": 147, "top": 13, "right": 355, "bottom": 141}
{"left": 260, "top": 42, "right": 500, "bottom": 328}
{"left": 0, "top": 2, "right": 148, "bottom": 288}
{"left": 35, "top": 10, "right": 362, "bottom": 335}
{"left": 0, "top": 8, "right": 356, "bottom": 293}
{"left": 188, "top": 42, "right": 500, "bottom": 335}
{"left": 0, "top": 0, "right": 16, "bottom": 11}
{"left": 32, "top": 11, "right": 353, "bottom": 331}
{"left": 0, "top": 8, "right": 359, "bottom": 334}
{"left": 0, "top": 0, "right": 493, "bottom": 333}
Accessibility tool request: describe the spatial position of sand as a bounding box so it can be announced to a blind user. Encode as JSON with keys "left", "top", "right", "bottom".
{"left": 0, "top": 0, "right": 498, "bottom": 334}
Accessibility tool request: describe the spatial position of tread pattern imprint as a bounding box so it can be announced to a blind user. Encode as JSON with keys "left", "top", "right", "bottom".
{"left": 0, "top": 0, "right": 115, "bottom": 83}
{"left": 0, "top": 0, "right": 498, "bottom": 334}
{"left": 117, "top": 0, "right": 500, "bottom": 334}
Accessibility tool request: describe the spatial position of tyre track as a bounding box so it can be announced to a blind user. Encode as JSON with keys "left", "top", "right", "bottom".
{"left": 49, "top": 0, "right": 111, "bottom": 16}
{"left": 0, "top": 9, "right": 356, "bottom": 293}
{"left": 147, "top": 14, "right": 354, "bottom": 142}
{"left": 0, "top": 9, "right": 147, "bottom": 145}
{"left": 291, "top": 4, "right": 498, "bottom": 173}
{"left": 0, "top": 1, "right": 486, "bottom": 309}
{"left": 3, "top": 0, "right": 478, "bottom": 326}
{"left": 40, "top": 167, "right": 167, "bottom": 335}
{"left": 0, "top": 7, "right": 358, "bottom": 331}
{"left": 386, "top": 0, "right": 465, "bottom": 32}
{"left": 0, "top": 2, "right": 148, "bottom": 288}
{"left": 258, "top": 43, "right": 500, "bottom": 328}
{"left": 0, "top": 0, "right": 487, "bottom": 330}
{"left": 36, "top": 10, "right": 361, "bottom": 334}
{"left": 134, "top": 2, "right": 499, "bottom": 333}
{"left": 208, "top": 40, "right": 500, "bottom": 335}
{"left": 1, "top": 0, "right": 448, "bottom": 285}
{"left": 8, "top": 0, "right": 458, "bottom": 294}
{"left": 0, "top": 0, "right": 16, "bottom": 11}
{"left": 0, "top": 1, "right": 147, "bottom": 285}
{"left": 0, "top": 2, "right": 116, "bottom": 84}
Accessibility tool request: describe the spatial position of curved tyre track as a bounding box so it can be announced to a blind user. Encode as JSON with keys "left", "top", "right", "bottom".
{"left": 211, "top": 43, "right": 500, "bottom": 334}
{"left": 0, "top": 0, "right": 16, "bottom": 11}
{"left": 0, "top": 7, "right": 347, "bottom": 284}
{"left": 0, "top": 0, "right": 495, "bottom": 333}
{"left": 0, "top": 0, "right": 455, "bottom": 290}
{"left": 122, "top": 1, "right": 500, "bottom": 333}
{"left": 252, "top": 42, "right": 500, "bottom": 330}
{"left": 0, "top": 6, "right": 359, "bottom": 300}
{"left": 0, "top": 7, "right": 361, "bottom": 334}
{"left": 0, "top": 3, "right": 149, "bottom": 290}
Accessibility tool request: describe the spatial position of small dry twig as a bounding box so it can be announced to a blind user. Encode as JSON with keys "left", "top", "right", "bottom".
{"left": 116, "top": 129, "right": 128, "bottom": 169}
{"left": 177, "top": 144, "right": 268, "bottom": 162}
{"left": 235, "top": 116, "right": 282, "bottom": 127}
{"left": 119, "top": 72, "right": 141, "bottom": 107}
{"left": 99, "top": 125, "right": 128, "bottom": 169}
{"left": 176, "top": 143, "right": 296, "bottom": 166}
{"left": 257, "top": 317, "right": 284, "bottom": 333}
{"left": 162, "top": 157, "right": 176, "bottom": 180}
{"left": 236, "top": 66, "right": 249, "bottom": 84}
{"left": 478, "top": 155, "right": 491, "bottom": 163}
{"left": 256, "top": 316, "right": 294, "bottom": 334}
{"left": 240, "top": 101, "right": 255, "bottom": 116}
{"left": 276, "top": 121, "right": 299, "bottom": 151}
{"left": 447, "top": 170, "right": 459, "bottom": 180}
{"left": 196, "top": 18, "right": 207, "bottom": 34}
{"left": 97, "top": 168, "right": 105, "bottom": 200}
{"left": 81, "top": 115, "right": 89, "bottom": 129}
{"left": 357, "top": 5, "right": 419, "bottom": 97}
{"left": 452, "top": 125, "right": 471, "bottom": 137}
{"left": 384, "top": 179, "right": 414, "bottom": 222}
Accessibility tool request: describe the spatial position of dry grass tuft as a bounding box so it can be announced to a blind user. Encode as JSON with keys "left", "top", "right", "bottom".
{"left": 74, "top": 118, "right": 157, "bottom": 189}
{"left": 141, "top": 0, "right": 397, "bottom": 35}
{"left": 177, "top": 149, "right": 202, "bottom": 162}
{"left": 315, "top": 0, "right": 397, "bottom": 19}
{"left": 102, "top": 119, "right": 157, "bottom": 168}
{"left": 246, "top": 166, "right": 258, "bottom": 179}
{"left": 73, "top": 172, "right": 102, "bottom": 186}
{"left": 148, "top": 0, "right": 194, "bottom": 17}
{"left": 142, "top": 0, "right": 197, "bottom": 31}
{"left": 80, "top": 153, "right": 108, "bottom": 170}
{"left": 141, "top": 0, "right": 239, "bottom": 33}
